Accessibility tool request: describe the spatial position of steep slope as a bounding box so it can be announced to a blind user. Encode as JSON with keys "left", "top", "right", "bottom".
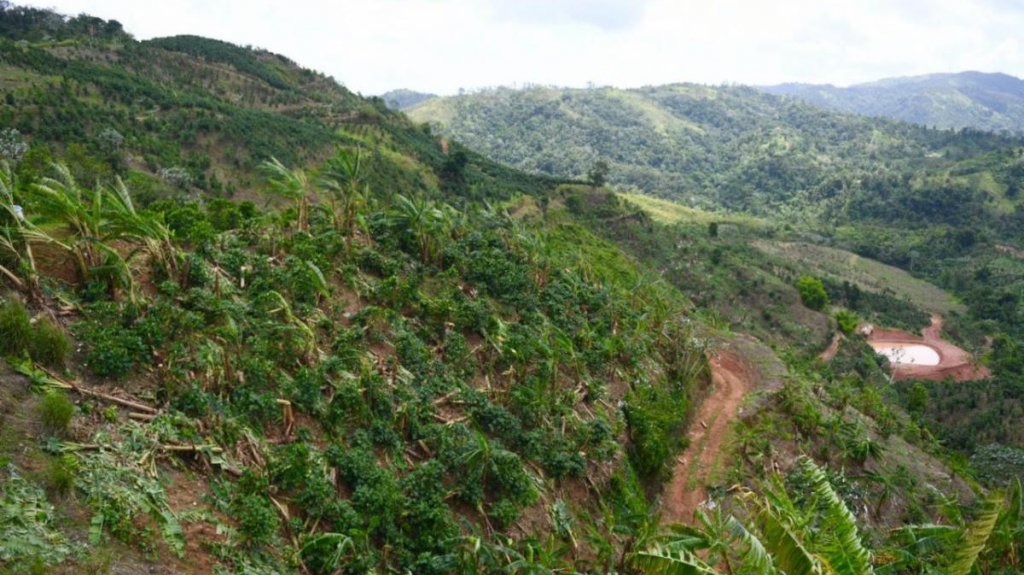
{"left": 763, "top": 71, "right": 1024, "bottom": 134}
{"left": 0, "top": 15, "right": 560, "bottom": 203}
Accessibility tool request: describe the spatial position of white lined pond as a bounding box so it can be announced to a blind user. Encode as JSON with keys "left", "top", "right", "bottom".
{"left": 870, "top": 343, "right": 941, "bottom": 366}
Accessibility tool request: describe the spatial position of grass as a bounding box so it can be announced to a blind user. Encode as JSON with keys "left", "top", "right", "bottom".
{"left": 0, "top": 299, "right": 33, "bottom": 357}
{"left": 29, "top": 318, "right": 71, "bottom": 368}
{"left": 38, "top": 391, "right": 74, "bottom": 436}
{"left": 45, "top": 455, "right": 78, "bottom": 496}
{"left": 618, "top": 192, "right": 769, "bottom": 229}
{"left": 753, "top": 240, "right": 965, "bottom": 316}
{"left": 0, "top": 300, "right": 71, "bottom": 367}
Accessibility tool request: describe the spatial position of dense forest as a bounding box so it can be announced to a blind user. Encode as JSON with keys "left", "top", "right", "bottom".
{"left": 1, "top": 4, "right": 1024, "bottom": 575}
{"left": 407, "top": 84, "right": 1018, "bottom": 212}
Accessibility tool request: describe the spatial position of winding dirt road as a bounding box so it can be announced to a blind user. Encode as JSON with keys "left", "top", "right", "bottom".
{"left": 661, "top": 350, "right": 751, "bottom": 524}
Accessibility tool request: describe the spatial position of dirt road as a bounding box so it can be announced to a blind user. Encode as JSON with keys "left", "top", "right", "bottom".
{"left": 818, "top": 332, "right": 842, "bottom": 362}
{"left": 661, "top": 350, "right": 751, "bottom": 524}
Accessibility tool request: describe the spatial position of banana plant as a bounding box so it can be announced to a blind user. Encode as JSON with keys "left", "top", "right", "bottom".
{"left": 0, "top": 161, "right": 42, "bottom": 300}
{"left": 635, "top": 457, "right": 874, "bottom": 575}
{"left": 104, "top": 176, "right": 182, "bottom": 284}
{"left": 262, "top": 157, "right": 314, "bottom": 232}
{"left": 317, "top": 147, "right": 365, "bottom": 233}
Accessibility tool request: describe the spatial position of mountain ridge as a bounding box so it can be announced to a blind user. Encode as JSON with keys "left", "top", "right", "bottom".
{"left": 762, "top": 70, "right": 1024, "bottom": 133}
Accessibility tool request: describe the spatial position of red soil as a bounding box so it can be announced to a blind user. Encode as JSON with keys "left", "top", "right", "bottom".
{"left": 662, "top": 350, "right": 751, "bottom": 524}
{"left": 818, "top": 332, "right": 842, "bottom": 362}
{"left": 867, "top": 315, "right": 989, "bottom": 382}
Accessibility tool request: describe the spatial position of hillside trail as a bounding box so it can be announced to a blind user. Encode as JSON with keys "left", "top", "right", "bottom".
{"left": 661, "top": 349, "right": 752, "bottom": 525}
{"left": 818, "top": 332, "right": 842, "bottom": 362}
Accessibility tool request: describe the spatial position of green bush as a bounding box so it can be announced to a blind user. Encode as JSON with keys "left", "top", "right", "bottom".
{"left": 38, "top": 391, "right": 74, "bottom": 436}
{"left": 29, "top": 318, "right": 71, "bottom": 368}
{"left": 0, "top": 300, "right": 71, "bottom": 367}
{"left": 797, "top": 275, "right": 829, "bottom": 311}
{"left": 0, "top": 299, "right": 32, "bottom": 357}
{"left": 234, "top": 494, "right": 281, "bottom": 548}
{"left": 74, "top": 320, "right": 146, "bottom": 378}
{"left": 835, "top": 310, "right": 858, "bottom": 335}
{"left": 44, "top": 455, "right": 78, "bottom": 496}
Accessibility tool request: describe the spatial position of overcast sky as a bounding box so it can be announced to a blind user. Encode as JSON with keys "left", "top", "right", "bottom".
{"left": 21, "top": 0, "right": 1024, "bottom": 95}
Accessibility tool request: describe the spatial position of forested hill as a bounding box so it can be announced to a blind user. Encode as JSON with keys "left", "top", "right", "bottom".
{"left": 0, "top": 11, "right": 559, "bottom": 203}
{"left": 407, "top": 83, "right": 1018, "bottom": 212}
{"left": 762, "top": 71, "right": 1024, "bottom": 134}
{"left": 380, "top": 88, "right": 437, "bottom": 110}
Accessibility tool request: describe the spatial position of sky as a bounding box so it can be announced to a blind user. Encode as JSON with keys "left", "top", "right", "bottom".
{"left": 21, "top": 0, "right": 1024, "bottom": 95}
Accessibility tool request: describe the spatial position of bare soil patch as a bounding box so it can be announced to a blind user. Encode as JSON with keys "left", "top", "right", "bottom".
{"left": 867, "top": 315, "right": 989, "bottom": 382}
{"left": 661, "top": 349, "right": 752, "bottom": 524}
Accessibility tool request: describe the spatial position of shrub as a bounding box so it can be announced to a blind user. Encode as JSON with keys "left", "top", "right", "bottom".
{"left": 44, "top": 455, "right": 78, "bottom": 496}
{"left": 836, "top": 310, "right": 859, "bottom": 335}
{"left": 797, "top": 275, "right": 829, "bottom": 311}
{"left": 0, "top": 299, "right": 32, "bottom": 357}
{"left": 38, "top": 391, "right": 74, "bottom": 436}
{"left": 73, "top": 320, "right": 146, "bottom": 378}
{"left": 29, "top": 318, "right": 70, "bottom": 368}
{"left": 234, "top": 494, "right": 280, "bottom": 548}
{"left": 0, "top": 300, "right": 71, "bottom": 367}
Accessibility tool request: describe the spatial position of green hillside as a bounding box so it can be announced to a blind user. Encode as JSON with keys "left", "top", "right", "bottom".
{"left": 2, "top": 4, "right": 1024, "bottom": 575}
{"left": 763, "top": 71, "right": 1024, "bottom": 134}
{"left": 408, "top": 83, "right": 1017, "bottom": 213}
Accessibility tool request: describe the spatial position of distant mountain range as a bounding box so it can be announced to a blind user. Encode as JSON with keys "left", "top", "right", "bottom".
{"left": 761, "top": 71, "right": 1024, "bottom": 134}
{"left": 379, "top": 88, "right": 437, "bottom": 110}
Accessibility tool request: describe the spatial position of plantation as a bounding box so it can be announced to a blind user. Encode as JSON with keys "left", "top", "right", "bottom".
{"left": 1, "top": 3, "right": 1024, "bottom": 574}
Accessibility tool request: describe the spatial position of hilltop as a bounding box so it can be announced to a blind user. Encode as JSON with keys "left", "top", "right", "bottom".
{"left": 379, "top": 88, "right": 437, "bottom": 110}
{"left": 762, "top": 71, "right": 1024, "bottom": 134}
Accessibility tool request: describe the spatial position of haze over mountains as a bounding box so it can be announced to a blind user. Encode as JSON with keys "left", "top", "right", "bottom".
{"left": 762, "top": 71, "right": 1024, "bottom": 134}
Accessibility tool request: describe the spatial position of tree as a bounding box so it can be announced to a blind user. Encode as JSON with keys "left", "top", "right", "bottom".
{"left": 835, "top": 310, "right": 858, "bottom": 335}
{"left": 797, "top": 275, "right": 829, "bottom": 311}
{"left": 907, "top": 382, "right": 928, "bottom": 420}
{"left": 587, "top": 160, "right": 610, "bottom": 187}
{"left": 0, "top": 128, "right": 28, "bottom": 164}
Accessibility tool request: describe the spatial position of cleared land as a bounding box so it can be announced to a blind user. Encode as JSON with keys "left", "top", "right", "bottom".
{"left": 618, "top": 193, "right": 769, "bottom": 228}
{"left": 752, "top": 241, "right": 965, "bottom": 316}
{"left": 868, "top": 316, "right": 989, "bottom": 381}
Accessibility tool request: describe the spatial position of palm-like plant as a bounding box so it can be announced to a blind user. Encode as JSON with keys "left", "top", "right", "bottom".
{"left": 29, "top": 162, "right": 105, "bottom": 283}
{"left": 636, "top": 456, "right": 874, "bottom": 575}
{"left": 104, "top": 177, "right": 181, "bottom": 283}
{"left": 0, "top": 161, "right": 42, "bottom": 300}
{"left": 392, "top": 194, "right": 449, "bottom": 264}
{"left": 318, "top": 147, "right": 365, "bottom": 233}
{"left": 22, "top": 163, "right": 185, "bottom": 300}
{"left": 262, "top": 157, "right": 314, "bottom": 232}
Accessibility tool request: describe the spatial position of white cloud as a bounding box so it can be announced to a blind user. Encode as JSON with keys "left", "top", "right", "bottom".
{"left": 18, "top": 0, "right": 1024, "bottom": 94}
